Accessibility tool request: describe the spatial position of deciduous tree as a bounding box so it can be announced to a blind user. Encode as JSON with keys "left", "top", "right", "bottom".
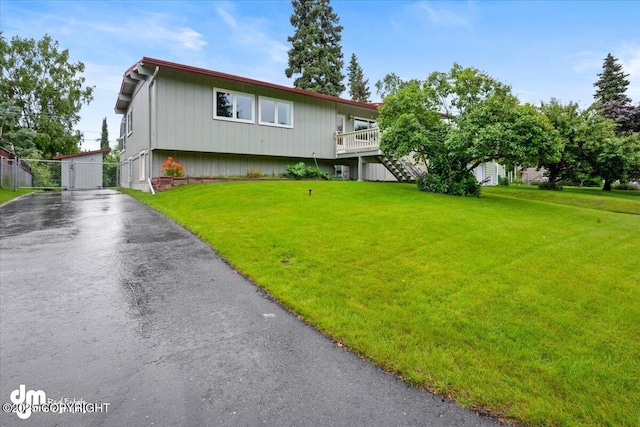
{"left": 378, "top": 64, "right": 558, "bottom": 196}
{"left": 539, "top": 99, "right": 639, "bottom": 190}
{"left": 0, "top": 100, "right": 37, "bottom": 158}
{"left": 374, "top": 73, "right": 420, "bottom": 99}
{"left": 285, "top": 0, "right": 345, "bottom": 96}
{"left": 0, "top": 34, "right": 93, "bottom": 158}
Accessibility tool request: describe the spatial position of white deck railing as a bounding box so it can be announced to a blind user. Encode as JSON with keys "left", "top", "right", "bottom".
{"left": 336, "top": 128, "right": 380, "bottom": 154}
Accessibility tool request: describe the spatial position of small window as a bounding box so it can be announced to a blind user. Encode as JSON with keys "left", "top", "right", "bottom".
{"left": 138, "top": 152, "right": 145, "bottom": 181}
{"left": 236, "top": 94, "right": 253, "bottom": 121}
{"left": 126, "top": 111, "right": 133, "bottom": 135}
{"left": 119, "top": 118, "right": 127, "bottom": 152}
{"left": 260, "top": 99, "right": 276, "bottom": 124}
{"left": 214, "top": 88, "right": 255, "bottom": 123}
{"left": 259, "top": 97, "right": 293, "bottom": 128}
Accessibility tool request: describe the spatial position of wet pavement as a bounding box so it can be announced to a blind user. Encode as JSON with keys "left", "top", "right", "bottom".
{"left": 0, "top": 190, "right": 504, "bottom": 426}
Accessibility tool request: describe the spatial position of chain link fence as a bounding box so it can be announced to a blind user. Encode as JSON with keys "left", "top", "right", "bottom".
{"left": 1, "top": 156, "right": 120, "bottom": 190}
{"left": 1, "top": 155, "right": 35, "bottom": 190}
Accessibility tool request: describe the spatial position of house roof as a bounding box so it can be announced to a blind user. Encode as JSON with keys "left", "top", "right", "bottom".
{"left": 115, "top": 57, "right": 381, "bottom": 114}
{"left": 52, "top": 148, "right": 111, "bottom": 160}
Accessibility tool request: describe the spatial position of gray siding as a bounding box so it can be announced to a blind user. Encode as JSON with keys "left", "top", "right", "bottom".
{"left": 122, "top": 80, "right": 150, "bottom": 159}
{"left": 363, "top": 164, "right": 398, "bottom": 181}
{"left": 151, "top": 150, "right": 335, "bottom": 179}
{"left": 154, "top": 70, "right": 343, "bottom": 160}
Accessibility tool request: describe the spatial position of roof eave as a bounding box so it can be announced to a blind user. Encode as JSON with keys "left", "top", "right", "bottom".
{"left": 114, "top": 57, "right": 380, "bottom": 113}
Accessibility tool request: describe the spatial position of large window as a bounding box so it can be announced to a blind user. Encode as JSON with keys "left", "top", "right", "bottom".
{"left": 354, "top": 118, "right": 376, "bottom": 131}
{"left": 214, "top": 88, "right": 255, "bottom": 123}
{"left": 259, "top": 97, "right": 293, "bottom": 128}
{"left": 354, "top": 118, "right": 377, "bottom": 143}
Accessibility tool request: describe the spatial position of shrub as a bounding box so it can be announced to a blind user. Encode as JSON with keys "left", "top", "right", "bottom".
{"left": 247, "top": 168, "right": 262, "bottom": 178}
{"left": 511, "top": 178, "right": 524, "bottom": 186}
{"left": 162, "top": 157, "right": 184, "bottom": 177}
{"left": 538, "top": 181, "right": 563, "bottom": 191}
{"left": 613, "top": 182, "right": 639, "bottom": 190}
{"left": 498, "top": 177, "right": 510, "bottom": 186}
{"left": 284, "top": 162, "right": 331, "bottom": 180}
{"left": 417, "top": 171, "right": 480, "bottom": 197}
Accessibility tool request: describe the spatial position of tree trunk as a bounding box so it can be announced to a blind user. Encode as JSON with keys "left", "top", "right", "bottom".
{"left": 602, "top": 179, "right": 612, "bottom": 191}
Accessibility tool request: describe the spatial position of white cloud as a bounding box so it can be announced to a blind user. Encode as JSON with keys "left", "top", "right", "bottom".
{"left": 568, "top": 51, "right": 602, "bottom": 74}
{"left": 414, "top": 1, "right": 473, "bottom": 27}
{"left": 619, "top": 44, "right": 640, "bottom": 101}
{"left": 173, "top": 27, "right": 208, "bottom": 51}
{"left": 215, "top": 2, "right": 289, "bottom": 64}
{"left": 216, "top": 6, "right": 238, "bottom": 28}
{"left": 92, "top": 14, "right": 206, "bottom": 52}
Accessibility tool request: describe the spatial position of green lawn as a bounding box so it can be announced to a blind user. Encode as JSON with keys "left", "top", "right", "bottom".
{"left": 124, "top": 182, "right": 640, "bottom": 426}
{"left": 0, "top": 188, "right": 39, "bottom": 204}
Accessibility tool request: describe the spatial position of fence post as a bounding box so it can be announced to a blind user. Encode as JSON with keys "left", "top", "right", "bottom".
{"left": 13, "top": 156, "right": 19, "bottom": 191}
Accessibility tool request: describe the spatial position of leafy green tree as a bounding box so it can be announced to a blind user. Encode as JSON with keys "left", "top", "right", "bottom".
{"left": 374, "top": 73, "right": 420, "bottom": 98}
{"left": 378, "top": 64, "right": 558, "bottom": 196}
{"left": 586, "top": 132, "right": 640, "bottom": 190}
{"left": 0, "top": 100, "right": 38, "bottom": 158}
{"left": 347, "top": 53, "right": 370, "bottom": 103}
{"left": 285, "top": 0, "right": 345, "bottom": 96}
{"left": 100, "top": 117, "right": 109, "bottom": 149}
{"left": 539, "top": 99, "right": 639, "bottom": 190}
{"left": 0, "top": 34, "right": 93, "bottom": 158}
{"left": 103, "top": 148, "right": 120, "bottom": 187}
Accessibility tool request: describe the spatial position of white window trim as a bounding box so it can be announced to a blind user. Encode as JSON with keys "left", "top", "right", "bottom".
{"left": 258, "top": 96, "right": 294, "bottom": 128}
{"left": 213, "top": 88, "right": 255, "bottom": 124}
{"left": 127, "top": 157, "right": 133, "bottom": 183}
{"left": 138, "top": 152, "right": 146, "bottom": 181}
{"left": 354, "top": 117, "right": 377, "bottom": 130}
{"left": 126, "top": 111, "right": 133, "bottom": 136}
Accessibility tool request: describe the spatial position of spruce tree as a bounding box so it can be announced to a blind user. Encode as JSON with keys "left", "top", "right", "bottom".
{"left": 593, "top": 53, "right": 631, "bottom": 105}
{"left": 594, "top": 53, "right": 638, "bottom": 135}
{"left": 285, "top": 0, "right": 345, "bottom": 97}
{"left": 347, "top": 54, "right": 371, "bottom": 103}
{"left": 100, "top": 117, "right": 109, "bottom": 149}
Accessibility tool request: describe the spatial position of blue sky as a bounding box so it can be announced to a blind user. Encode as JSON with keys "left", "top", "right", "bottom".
{"left": 2, "top": 0, "right": 640, "bottom": 152}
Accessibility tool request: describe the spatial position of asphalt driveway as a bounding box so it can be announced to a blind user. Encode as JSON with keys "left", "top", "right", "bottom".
{"left": 0, "top": 190, "right": 504, "bottom": 426}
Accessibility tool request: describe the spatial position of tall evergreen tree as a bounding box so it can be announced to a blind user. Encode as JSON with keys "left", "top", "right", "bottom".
{"left": 100, "top": 117, "right": 109, "bottom": 149}
{"left": 593, "top": 53, "right": 637, "bottom": 135}
{"left": 593, "top": 53, "right": 631, "bottom": 105}
{"left": 285, "top": 0, "right": 345, "bottom": 97}
{"left": 347, "top": 54, "right": 371, "bottom": 103}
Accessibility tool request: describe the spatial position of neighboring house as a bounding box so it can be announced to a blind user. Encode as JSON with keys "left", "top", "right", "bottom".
{"left": 0, "top": 147, "right": 33, "bottom": 188}
{"left": 114, "top": 57, "right": 504, "bottom": 190}
{"left": 53, "top": 148, "right": 111, "bottom": 190}
{"left": 520, "top": 167, "right": 548, "bottom": 184}
{"left": 473, "top": 162, "right": 507, "bottom": 186}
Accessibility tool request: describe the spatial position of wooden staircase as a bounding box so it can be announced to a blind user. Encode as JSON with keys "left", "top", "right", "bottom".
{"left": 378, "top": 155, "right": 419, "bottom": 182}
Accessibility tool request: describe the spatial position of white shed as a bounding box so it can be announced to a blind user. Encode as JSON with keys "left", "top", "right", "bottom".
{"left": 53, "top": 148, "right": 111, "bottom": 190}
